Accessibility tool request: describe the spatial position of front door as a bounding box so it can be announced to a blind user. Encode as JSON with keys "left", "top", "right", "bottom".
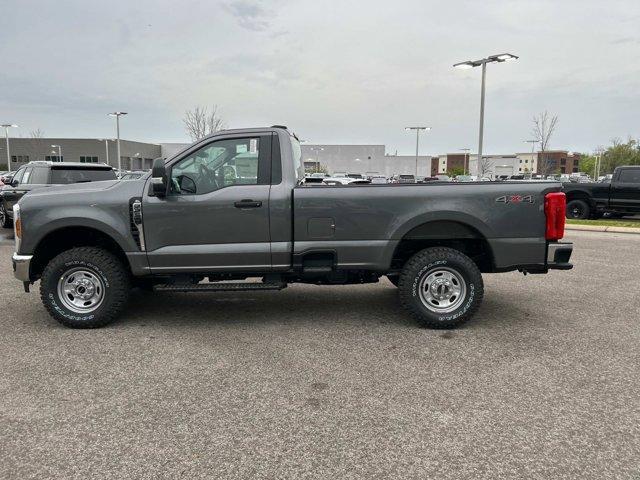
{"left": 142, "top": 133, "right": 273, "bottom": 273}
{"left": 610, "top": 168, "right": 640, "bottom": 212}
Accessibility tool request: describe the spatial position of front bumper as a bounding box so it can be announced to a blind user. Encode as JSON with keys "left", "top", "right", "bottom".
{"left": 12, "top": 253, "right": 33, "bottom": 282}
{"left": 547, "top": 242, "right": 573, "bottom": 270}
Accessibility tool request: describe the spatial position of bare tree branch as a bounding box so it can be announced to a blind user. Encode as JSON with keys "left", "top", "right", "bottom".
{"left": 478, "top": 156, "right": 494, "bottom": 177}
{"left": 183, "top": 105, "right": 226, "bottom": 142}
{"left": 25, "top": 128, "right": 47, "bottom": 162}
{"left": 532, "top": 111, "right": 559, "bottom": 175}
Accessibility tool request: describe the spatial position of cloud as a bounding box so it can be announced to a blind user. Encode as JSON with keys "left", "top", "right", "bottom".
{"left": 223, "top": 0, "right": 272, "bottom": 31}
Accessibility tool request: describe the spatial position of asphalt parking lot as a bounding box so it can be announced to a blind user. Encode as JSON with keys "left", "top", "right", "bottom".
{"left": 0, "top": 230, "right": 638, "bottom": 479}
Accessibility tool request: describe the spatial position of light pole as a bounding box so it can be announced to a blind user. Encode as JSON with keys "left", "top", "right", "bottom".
{"left": 405, "top": 126, "right": 431, "bottom": 176}
{"left": 454, "top": 53, "right": 518, "bottom": 174}
{"left": 51, "top": 144, "right": 62, "bottom": 161}
{"left": 1, "top": 124, "right": 18, "bottom": 171}
{"left": 460, "top": 148, "right": 471, "bottom": 175}
{"left": 108, "top": 112, "right": 127, "bottom": 172}
{"left": 98, "top": 139, "right": 111, "bottom": 165}
{"left": 524, "top": 140, "right": 537, "bottom": 175}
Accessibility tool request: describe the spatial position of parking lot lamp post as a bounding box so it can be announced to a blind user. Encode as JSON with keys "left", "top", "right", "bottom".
{"left": 454, "top": 54, "right": 518, "bottom": 174}
{"left": 460, "top": 148, "right": 471, "bottom": 175}
{"left": 98, "top": 139, "right": 110, "bottom": 165}
{"left": 1, "top": 124, "right": 18, "bottom": 171}
{"left": 108, "top": 112, "right": 127, "bottom": 172}
{"left": 51, "top": 144, "right": 62, "bottom": 161}
{"left": 405, "top": 126, "right": 431, "bottom": 176}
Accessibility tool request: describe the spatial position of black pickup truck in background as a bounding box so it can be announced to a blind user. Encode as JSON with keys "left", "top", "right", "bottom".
{"left": 564, "top": 165, "right": 640, "bottom": 219}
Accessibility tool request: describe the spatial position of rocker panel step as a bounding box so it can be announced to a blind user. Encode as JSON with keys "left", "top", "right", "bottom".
{"left": 154, "top": 282, "right": 287, "bottom": 292}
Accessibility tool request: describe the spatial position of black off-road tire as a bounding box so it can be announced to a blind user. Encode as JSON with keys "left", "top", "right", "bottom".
{"left": 40, "top": 247, "right": 131, "bottom": 328}
{"left": 386, "top": 274, "right": 400, "bottom": 287}
{"left": 566, "top": 199, "right": 590, "bottom": 219}
{"left": 398, "top": 247, "right": 484, "bottom": 329}
{"left": 0, "top": 201, "right": 11, "bottom": 228}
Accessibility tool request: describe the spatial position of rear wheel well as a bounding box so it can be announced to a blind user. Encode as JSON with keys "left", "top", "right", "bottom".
{"left": 391, "top": 221, "right": 494, "bottom": 273}
{"left": 565, "top": 191, "right": 592, "bottom": 204}
{"left": 30, "top": 227, "right": 130, "bottom": 280}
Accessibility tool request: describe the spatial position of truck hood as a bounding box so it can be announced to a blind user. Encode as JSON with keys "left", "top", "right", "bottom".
{"left": 25, "top": 179, "right": 122, "bottom": 196}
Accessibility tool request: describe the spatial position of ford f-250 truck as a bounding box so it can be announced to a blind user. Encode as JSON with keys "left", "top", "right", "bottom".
{"left": 563, "top": 165, "right": 640, "bottom": 219}
{"left": 12, "top": 126, "right": 573, "bottom": 329}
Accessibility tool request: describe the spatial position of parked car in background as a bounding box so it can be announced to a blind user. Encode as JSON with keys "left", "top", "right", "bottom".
{"left": 370, "top": 176, "right": 387, "bottom": 184}
{"left": 0, "top": 161, "right": 116, "bottom": 227}
{"left": 434, "top": 175, "right": 451, "bottom": 182}
{"left": 455, "top": 175, "right": 474, "bottom": 182}
{"left": 563, "top": 165, "right": 640, "bottom": 219}
{"left": 396, "top": 174, "right": 416, "bottom": 183}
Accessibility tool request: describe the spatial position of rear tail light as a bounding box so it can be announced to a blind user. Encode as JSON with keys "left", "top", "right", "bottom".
{"left": 544, "top": 192, "right": 566, "bottom": 241}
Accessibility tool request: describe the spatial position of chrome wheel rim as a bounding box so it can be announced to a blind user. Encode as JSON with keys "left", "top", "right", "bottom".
{"left": 57, "top": 268, "right": 105, "bottom": 313}
{"left": 418, "top": 268, "right": 467, "bottom": 313}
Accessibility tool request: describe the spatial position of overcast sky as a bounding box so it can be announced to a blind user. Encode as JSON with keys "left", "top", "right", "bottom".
{"left": 1, "top": 0, "right": 639, "bottom": 154}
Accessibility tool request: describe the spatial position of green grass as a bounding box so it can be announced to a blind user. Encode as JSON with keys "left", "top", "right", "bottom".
{"left": 566, "top": 218, "right": 640, "bottom": 228}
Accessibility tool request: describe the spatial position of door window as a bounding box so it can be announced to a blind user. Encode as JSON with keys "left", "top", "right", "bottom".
{"left": 21, "top": 167, "right": 34, "bottom": 184}
{"left": 618, "top": 169, "right": 640, "bottom": 183}
{"left": 11, "top": 167, "right": 26, "bottom": 185}
{"left": 169, "top": 137, "right": 261, "bottom": 195}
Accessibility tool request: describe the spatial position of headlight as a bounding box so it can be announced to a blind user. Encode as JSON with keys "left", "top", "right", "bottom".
{"left": 13, "top": 204, "right": 21, "bottom": 251}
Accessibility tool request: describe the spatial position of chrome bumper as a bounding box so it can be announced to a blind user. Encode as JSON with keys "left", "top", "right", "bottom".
{"left": 12, "top": 253, "right": 33, "bottom": 282}
{"left": 547, "top": 242, "right": 573, "bottom": 270}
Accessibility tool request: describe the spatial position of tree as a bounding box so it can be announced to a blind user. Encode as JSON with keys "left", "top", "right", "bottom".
{"left": 477, "top": 156, "right": 494, "bottom": 177}
{"left": 532, "top": 111, "right": 559, "bottom": 175}
{"left": 447, "top": 166, "right": 465, "bottom": 177}
{"left": 25, "top": 129, "right": 47, "bottom": 163}
{"left": 183, "top": 105, "right": 225, "bottom": 142}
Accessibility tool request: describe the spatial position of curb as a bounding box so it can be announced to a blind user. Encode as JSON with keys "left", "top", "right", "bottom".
{"left": 566, "top": 224, "right": 640, "bottom": 235}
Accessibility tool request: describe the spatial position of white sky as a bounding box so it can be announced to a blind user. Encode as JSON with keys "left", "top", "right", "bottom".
{"left": 1, "top": 0, "right": 639, "bottom": 154}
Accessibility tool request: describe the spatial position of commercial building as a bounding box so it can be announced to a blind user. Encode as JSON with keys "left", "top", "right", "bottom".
{"left": 1, "top": 138, "right": 161, "bottom": 171}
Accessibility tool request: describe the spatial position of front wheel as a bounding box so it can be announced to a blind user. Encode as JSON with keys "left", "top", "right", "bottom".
{"left": 398, "top": 247, "right": 484, "bottom": 329}
{"left": 40, "top": 247, "right": 131, "bottom": 328}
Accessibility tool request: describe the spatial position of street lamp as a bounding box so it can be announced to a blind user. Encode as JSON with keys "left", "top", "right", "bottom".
{"left": 460, "top": 148, "right": 471, "bottom": 175}
{"left": 454, "top": 53, "right": 518, "bottom": 174}
{"left": 405, "top": 126, "right": 431, "bottom": 176}
{"left": 51, "top": 144, "right": 62, "bottom": 161}
{"left": 1, "top": 124, "right": 18, "bottom": 171}
{"left": 108, "top": 112, "right": 128, "bottom": 172}
{"left": 524, "top": 139, "right": 537, "bottom": 174}
{"left": 98, "top": 138, "right": 112, "bottom": 165}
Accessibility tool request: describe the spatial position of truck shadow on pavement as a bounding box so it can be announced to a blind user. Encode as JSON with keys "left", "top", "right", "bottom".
{"left": 114, "top": 283, "right": 532, "bottom": 331}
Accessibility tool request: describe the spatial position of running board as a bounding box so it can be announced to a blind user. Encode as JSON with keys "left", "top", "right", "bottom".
{"left": 154, "top": 282, "right": 287, "bottom": 292}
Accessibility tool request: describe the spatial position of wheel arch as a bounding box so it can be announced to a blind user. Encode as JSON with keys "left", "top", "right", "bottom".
{"left": 389, "top": 220, "right": 495, "bottom": 273}
{"left": 29, "top": 225, "right": 131, "bottom": 280}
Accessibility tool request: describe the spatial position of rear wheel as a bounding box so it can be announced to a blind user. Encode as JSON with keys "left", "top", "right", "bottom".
{"left": 398, "top": 247, "right": 484, "bottom": 329}
{"left": 40, "top": 247, "right": 130, "bottom": 328}
{"left": 566, "top": 199, "right": 590, "bottom": 219}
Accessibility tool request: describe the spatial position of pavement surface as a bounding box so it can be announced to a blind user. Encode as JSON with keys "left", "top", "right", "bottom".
{"left": 0, "top": 230, "right": 638, "bottom": 479}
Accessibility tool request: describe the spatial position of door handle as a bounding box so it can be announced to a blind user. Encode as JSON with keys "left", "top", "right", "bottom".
{"left": 234, "top": 199, "right": 262, "bottom": 208}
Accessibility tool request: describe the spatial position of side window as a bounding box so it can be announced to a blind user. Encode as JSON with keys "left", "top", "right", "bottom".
{"left": 169, "top": 137, "right": 262, "bottom": 195}
{"left": 29, "top": 167, "right": 49, "bottom": 184}
{"left": 21, "top": 167, "right": 34, "bottom": 184}
{"left": 12, "top": 167, "right": 26, "bottom": 185}
{"left": 618, "top": 169, "right": 640, "bottom": 183}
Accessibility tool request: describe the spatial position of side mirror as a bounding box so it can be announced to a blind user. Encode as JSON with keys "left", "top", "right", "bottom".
{"left": 11, "top": 180, "right": 19, "bottom": 187}
{"left": 151, "top": 158, "right": 167, "bottom": 197}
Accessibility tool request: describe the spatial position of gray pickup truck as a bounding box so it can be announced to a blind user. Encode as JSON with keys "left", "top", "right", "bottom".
{"left": 12, "top": 126, "right": 573, "bottom": 329}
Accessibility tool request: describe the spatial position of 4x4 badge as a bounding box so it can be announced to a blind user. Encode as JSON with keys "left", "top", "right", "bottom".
{"left": 496, "top": 195, "right": 534, "bottom": 204}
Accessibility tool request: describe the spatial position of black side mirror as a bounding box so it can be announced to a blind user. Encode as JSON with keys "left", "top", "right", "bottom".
{"left": 10, "top": 180, "right": 19, "bottom": 187}
{"left": 150, "top": 158, "right": 167, "bottom": 197}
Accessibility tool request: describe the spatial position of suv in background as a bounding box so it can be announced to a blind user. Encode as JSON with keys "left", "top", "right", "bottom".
{"left": 0, "top": 161, "right": 116, "bottom": 227}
